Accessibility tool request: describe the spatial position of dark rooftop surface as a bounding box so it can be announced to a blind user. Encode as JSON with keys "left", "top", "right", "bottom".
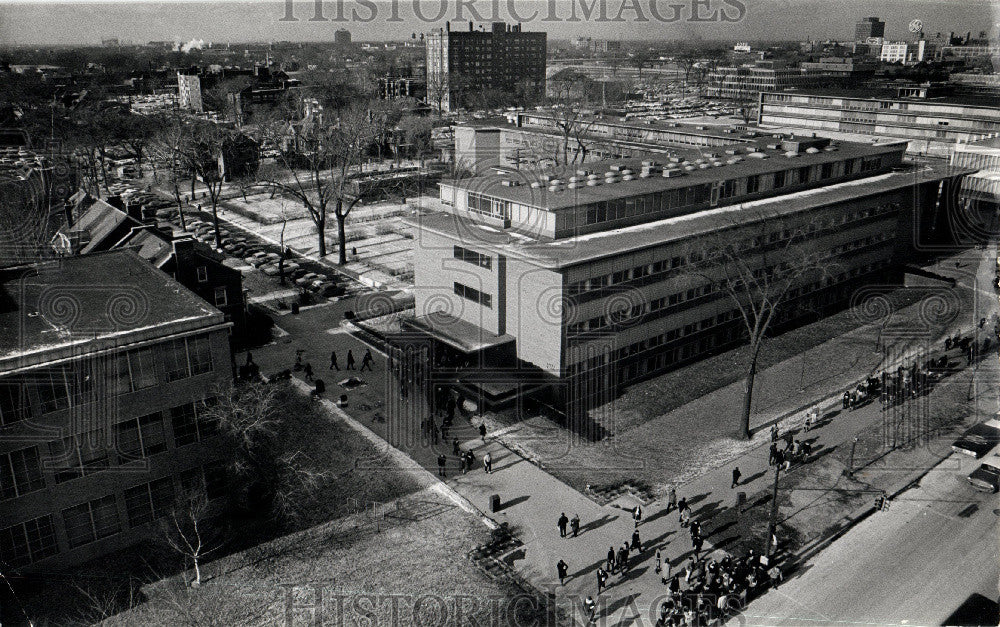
{"left": 442, "top": 140, "right": 906, "bottom": 211}
{"left": 413, "top": 163, "right": 968, "bottom": 270}
{"left": 404, "top": 311, "right": 515, "bottom": 353}
{"left": 0, "top": 249, "right": 222, "bottom": 364}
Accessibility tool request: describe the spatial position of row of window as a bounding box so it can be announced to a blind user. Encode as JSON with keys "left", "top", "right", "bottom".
{"left": 0, "top": 334, "right": 216, "bottom": 426}
{"left": 566, "top": 259, "right": 890, "bottom": 378}
{"left": 454, "top": 282, "right": 492, "bottom": 309}
{"left": 568, "top": 203, "right": 899, "bottom": 298}
{"left": 0, "top": 400, "right": 218, "bottom": 501}
{"left": 467, "top": 192, "right": 510, "bottom": 220}
{"left": 582, "top": 157, "right": 881, "bottom": 228}
{"left": 453, "top": 245, "right": 492, "bottom": 270}
{"left": 0, "top": 464, "right": 226, "bottom": 567}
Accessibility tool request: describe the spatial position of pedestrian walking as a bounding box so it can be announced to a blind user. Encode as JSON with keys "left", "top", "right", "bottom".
{"left": 689, "top": 520, "right": 700, "bottom": 540}
{"left": 570, "top": 513, "right": 580, "bottom": 537}
{"left": 303, "top": 362, "right": 314, "bottom": 381}
{"left": 346, "top": 350, "right": 356, "bottom": 370}
{"left": 770, "top": 423, "right": 779, "bottom": 442}
{"left": 436, "top": 454, "right": 446, "bottom": 477}
{"left": 431, "top": 419, "right": 439, "bottom": 444}
{"left": 630, "top": 529, "right": 641, "bottom": 553}
{"left": 452, "top": 438, "right": 460, "bottom": 456}
{"left": 633, "top": 505, "right": 642, "bottom": 527}
{"left": 584, "top": 596, "right": 596, "bottom": 622}
{"left": 666, "top": 486, "right": 677, "bottom": 513}
{"left": 483, "top": 452, "right": 492, "bottom": 474}
{"left": 558, "top": 513, "right": 569, "bottom": 537}
{"left": 654, "top": 549, "right": 662, "bottom": 574}
{"left": 677, "top": 497, "right": 688, "bottom": 522}
{"left": 329, "top": 350, "right": 339, "bottom": 370}
{"left": 731, "top": 466, "right": 742, "bottom": 488}
{"left": 557, "top": 559, "right": 569, "bottom": 585}
{"left": 597, "top": 567, "right": 609, "bottom": 593}
{"left": 842, "top": 390, "right": 850, "bottom": 410}
{"left": 617, "top": 546, "right": 629, "bottom": 574}
{"left": 693, "top": 535, "right": 704, "bottom": 555}
{"left": 360, "top": 349, "right": 374, "bottom": 372}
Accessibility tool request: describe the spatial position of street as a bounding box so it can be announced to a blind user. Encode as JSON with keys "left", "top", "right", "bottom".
{"left": 737, "top": 452, "right": 999, "bottom": 626}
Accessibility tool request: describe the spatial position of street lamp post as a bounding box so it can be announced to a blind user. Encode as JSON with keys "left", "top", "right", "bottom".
{"left": 848, "top": 437, "right": 859, "bottom": 477}
{"left": 764, "top": 460, "right": 781, "bottom": 557}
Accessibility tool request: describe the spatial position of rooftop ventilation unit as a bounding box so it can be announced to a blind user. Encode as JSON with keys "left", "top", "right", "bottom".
{"left": 622, "top": 174, "right": 635, "bottom": 181}
{"left": 663, "top": 169, "right": 686, "bottom": 177}
{"left": 501, "top": 179, "right": 522, "bottom": 186}
{"left": 586, "top": 179, "right": 600, "bottom": 186}
{"left": 805, "top": 147, "right": 821, "bottom": 154}
{"left": 609, "top": 164, "right": 623, "bottom": 172}
{"left": 725, "top": 149, "right": 738, "bottom": 155}
{"left": 784, "top": 151, "right": 800, "bottom": 158}
{"left": 824, "top": 146, "right": 838, "bottom": 151}
{"left": 576, "top": 169, "right": 590, "bottom": 176}
{"left": 699, "top": 163, "right": 711, "bottom": 169}
{"left": 684, "top": 165, "right": 697, "bottom": 171}
{"left": 568, "top": 182, "right": 580, "bottom": 189}
{"left": 747, "top": 152, "right": 768, "bottom": 159}
{"left": 766, "top": 143, "right": 781, "bottom": 150}
{"left": 530, "top": 182, "right": 542, "bottom": 188}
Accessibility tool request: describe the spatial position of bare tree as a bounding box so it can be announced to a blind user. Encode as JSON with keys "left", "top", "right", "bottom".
{"left": 200, "top": 381, "right": 329, "bottom": 525}
{"left": 160, "top": 488, "right": 220, "bottom": 588}
{"left": 150, "top": 112, "right": 193, "bottom": 230}
{"left": 694, "top": 210, "right": 832, "bottom": 439}
{"left": 550, "top": 106, "right": 596, "bottom": 166}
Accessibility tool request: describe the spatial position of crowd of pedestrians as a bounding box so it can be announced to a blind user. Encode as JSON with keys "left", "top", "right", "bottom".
{"left": 655, "top": 550, "right": 784, "bottom": 626}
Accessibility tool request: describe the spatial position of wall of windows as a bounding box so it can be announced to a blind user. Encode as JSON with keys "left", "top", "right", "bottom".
{"left": 0, "top": 446, "right": 45, "bottom": 500}
{"left": 116, "top": 413, "right": 168, "bottom": 461}
{"left": 124, "top": 477, "right": 176, "bottom": 528}
{"left": 170, "top": 400, "right": 218, "bottom": 448}
{"left": 454, "top": 282, "right": 492, "bottom": 308}
{"left": 62, "top": 495, "right": 120, "bottom": 549}
{"left": 0, "top": 515, "right": 58, "bottom": 567}
{"left": 467, "top": 192, "right": 510, "bottom": 220}
{"left": 454, "top": 245, "right": 492, "bottom": 269}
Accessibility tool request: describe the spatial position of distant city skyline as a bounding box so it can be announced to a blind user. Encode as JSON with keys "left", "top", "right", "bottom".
{"left": 0, "top": 0, "right": 997, "bottom": 46}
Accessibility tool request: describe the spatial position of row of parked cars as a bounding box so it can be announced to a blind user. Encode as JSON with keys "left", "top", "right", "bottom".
{"left": 179, "top": 219, "right": 344, "bottom": 298}
{"left": 952, "top": 416, "right": 1000, "bottom": 492}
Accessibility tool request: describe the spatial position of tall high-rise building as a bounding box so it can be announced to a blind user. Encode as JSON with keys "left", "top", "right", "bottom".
{"left": 855, "top": 17, "right": 886, "bottom": 42}
{"left": 177, "top": 73, "right": 203, "bottom": 113}
{"left": 425, "top": 21, "right": 546, "bottom": 112}
{"left": 334, "top": 28, "right": 351, "bottom": 45}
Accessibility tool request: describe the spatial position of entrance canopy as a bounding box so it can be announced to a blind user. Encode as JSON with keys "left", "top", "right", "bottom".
{"left": 403, "top": 311, "right": 516, "bottom": 354}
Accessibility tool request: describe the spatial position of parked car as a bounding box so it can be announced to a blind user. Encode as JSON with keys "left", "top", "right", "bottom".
{"left": 295, "top": 272, "right": 320, "bottom": 287}
{"left": 967, "top": 462, "right": 1000, "bottom": 492}
{"left": 245, "top": 252, "right": 268, "bottom": 266}
{"left": 952, "top": 419, "right": 1000, "bottom": 458}
{"left": 288, "top": 268, "right": 308, "bottom": 280}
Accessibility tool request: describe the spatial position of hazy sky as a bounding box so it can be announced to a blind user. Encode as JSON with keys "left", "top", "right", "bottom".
{"left": 0, "top": 0, "right": 997, "bottom": 45}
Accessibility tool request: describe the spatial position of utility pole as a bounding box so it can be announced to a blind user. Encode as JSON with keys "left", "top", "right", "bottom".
{"left": 765, "top": 460, "right": 781, "bottom": 557}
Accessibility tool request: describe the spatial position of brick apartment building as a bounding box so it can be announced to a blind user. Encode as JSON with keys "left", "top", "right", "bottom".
{"left": 402, "top": 136, "right": 967, "bottom": 419}
{"left": 426, "top": 21, "right": 546, "bottom": 112}
{"left": 0, "top": 250, "right": 233, "bottom": 572}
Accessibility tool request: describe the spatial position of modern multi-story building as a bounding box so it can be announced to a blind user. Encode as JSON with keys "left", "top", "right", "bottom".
{"left": 705, "top": 60, "right": 832, "bottom": 100}
{"left": 854, "top": 17, "right": 885, "bottom": 42}
{"left": 334, "top": 28, "right": 352, "bottom": 45}
{"left": 758, "top": 88, "right": 1000, "bottom": 158}
{"left": 951, "top": 136, "right": 1000, "bottom": 215}
{"left": 403, "top": 136, "right": 967, "bottom": 418}
{"left": 879, "top": 40, "right": 936, "bottom": 64}
{"left": 177, "top": 72, "right": 204, "bottom": 112}
{"left": 0, "top": 250, "right": 233, "bottom": 572}
{"left": 425, "top": 21, "right": 546, "bottom": 112}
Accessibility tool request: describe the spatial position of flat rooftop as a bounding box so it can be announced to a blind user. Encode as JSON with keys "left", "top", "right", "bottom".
{"left": 411, "top": 163, "right": 968, "bottom": 270}
{"left": 441, "top": 140, "right": 905, "bottom": 211}
{"left": 0, "top": 249, "right": 225, "bottom": 369}
{"left": 765, "top": 87, "right": 1000, "bottom": 110}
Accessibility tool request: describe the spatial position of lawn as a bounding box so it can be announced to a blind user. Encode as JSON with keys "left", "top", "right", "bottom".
{"left": 103, "top": 489, "right": 552, "bottom": 627}
{"left": 488, "top": 283, "right": 979, "bottom": 497}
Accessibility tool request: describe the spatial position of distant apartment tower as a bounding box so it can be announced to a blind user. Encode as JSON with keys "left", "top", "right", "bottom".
{"left": 0, "top": 250, "right": 233, "bottom": 572}
{"left": 334, "top": 28, "right": 351, "bottom": 44}
{"left": 177, "top": 73, "right": 203, "bottom": 112}
{"left": 855, "top": 17, "right": 885, "bottom": 42}
{"left": 426, "top": 21, "right": 546, "bottom": 112}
